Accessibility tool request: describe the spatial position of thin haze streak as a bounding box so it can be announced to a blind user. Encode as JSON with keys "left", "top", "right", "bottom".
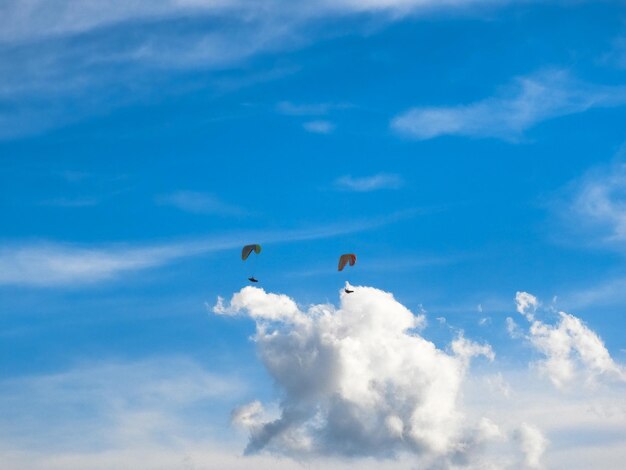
{"left": 0, "top": 210, "right": 418, "bottom": 287}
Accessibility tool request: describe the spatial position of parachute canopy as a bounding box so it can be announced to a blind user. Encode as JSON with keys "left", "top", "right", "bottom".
{"left": 242, "top": 244, "right": 262, "bottom": 261}
{"left": 338, "top": 253, "right": 357, "bottom": 271}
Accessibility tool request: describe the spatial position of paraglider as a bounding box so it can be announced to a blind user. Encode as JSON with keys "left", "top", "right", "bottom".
{"left": 242, "top": 244, "right": 262, "bottom": 283}
{"left": 338, "top": 253, "right": 356, "bottom": 271}
{"left": 242, "top": 244, "right": 262, "bottom": 260}
{"left": 338, "top": 253, "right": 357, "bottom": 293}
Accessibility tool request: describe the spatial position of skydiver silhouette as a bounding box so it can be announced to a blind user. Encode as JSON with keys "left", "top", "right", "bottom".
{"left": 248, "top": 277, "right": 259, "bottom": 283}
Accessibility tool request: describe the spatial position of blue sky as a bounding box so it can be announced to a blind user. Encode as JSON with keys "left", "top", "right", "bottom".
{"left": 1, "top": 1, "right": 626, "bottom": 468}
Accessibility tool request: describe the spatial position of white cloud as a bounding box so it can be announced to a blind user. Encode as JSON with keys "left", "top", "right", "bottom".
{"left": 515, "top": 291, "right": 539, "bottom": 321}
{"left": 232, "top": 401, "right": 266, "bottom": 429}
{"left": 0, "top": 357, "right": 244, "bottom": 452}
{"left": 484, "top": 373, "right": 511, "bottom": 398}
{"left": 334, "top": 174, "right": 404, "bottom": 192}
{"left": 0, "top": 0, "right": 500, "bottom": 138}
{"left": 0, "top": 242, "right": 193, "bottom": 286}
{"left": 512, "top": 291, "right": 626, "bottom": 389}
{"left": 391, "top": 70, "right": 626, "bottom": 141}
{"left": 561, "top": 276, "right": 626, "bottom": 310}
{"left": 514, "top": 423, "right": 548, "bottom": 469}
{"left": 212, "top": 285, "right": 522, "bottom": 464}
{"left": 3, "top": 288, "right": 626, "bottom": 469}
{"left": 2, "top": 365, "right": 616, "bottom": 470}
{"left": 0, "top": 213, "right": 411, "bottom": 287}
{"left": 506, "top": 316, "right": 523, "bottom": 339}
{"left": 0, "top": 357, "right": 332, "bottom": 470}
{"left": 464, "top": 368, "right": 626, "bottom": 470}
{"left": 529, "top": 312, "right": 625, "bottom": 389}
{"left": 567, "top": 160, "right": 626, "bottom": 245}
{"left": 451, "top": 333, "right": 495, "bottom": 363}
{"left": 157, "top": 191, "right": 247, "bottom": 216}
{"left": 0, "top": 1, "right": 493, "bottom": 44}
{"left": 276, "top": 101, "right": 349, "bottom": 116}
{"left": 214, "top": 287, "right": 302, "bottom": 322}
{"left": 303, "top": 120, "right": 335, "bottom": 134}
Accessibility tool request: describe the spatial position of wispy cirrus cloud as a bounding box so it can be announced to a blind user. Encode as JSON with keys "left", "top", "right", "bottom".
{"left": 603, "top": 36, "right": 626, "bottom": 69}
{"left": 157, "top": 191, "right": 247, "bottom": 216}
{"left": 568, "top": 159, "right": 626, "bottom": 245}
{"left": 550, "top": 153, "right": 626, "bottom": 257}
{"left": 276, "top": 101, "right": 349, "bottom": 116}
{"left": 560, "top": 276, "right": 626, "bottom": 310}
{"left": 391, "top": 70, "right": 626, "bottom": 141}
{"left": 0, "top": 0, "right": 494, "bottom": 45}
{"left": 0, "top": 210, "right": 416, "bottom": 287}
{"left": 334, "top": 173, "right": 403, "bottom": 192}
{"left": 278, "top": 101, "right": 351, "bottom": 135}
{"left": 0, "top": 242, "right": 196, "bottom": 287}
{"left": 0, "top": 0, "right": 503, "bottom": 139}
{"left": 302, "top": 120, "right": 335, "bottom": 134}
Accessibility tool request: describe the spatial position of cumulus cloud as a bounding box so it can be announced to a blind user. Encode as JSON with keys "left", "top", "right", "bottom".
{"left": 484, "top": 373, "right": 511, "bottom": 398}
{"left": 516, "top": 291, "right": 539, "bottom": 321}
{"left": 512, "top": 291, "right": 625, "bottom": 389}
{"left": 214, "top": 287, "right": 302, "bottom": 322}
{"left": 334, "top": 174, "right": 404, "bottom": 192}
{"left": 529, "top": 312, "right": 625, "bottom": 388}
{"left": 4, "top": 355, "right": 626, "bottom": 469}
{"left": 514, "top": 423, "right": 548, "bottom": 469}
{"left": 212, "top": 285, "right": 514, "bottom": 464}
{"left": 391, "top": 70, "right": 626, "bottom": 141}
{"left": 451, "top": 334, "right": 495, "bottom": 363}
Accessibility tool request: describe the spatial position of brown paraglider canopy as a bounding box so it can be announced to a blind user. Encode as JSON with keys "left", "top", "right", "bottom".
{"left": 338, "top": 253, "right": 357, "bottom": 271}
